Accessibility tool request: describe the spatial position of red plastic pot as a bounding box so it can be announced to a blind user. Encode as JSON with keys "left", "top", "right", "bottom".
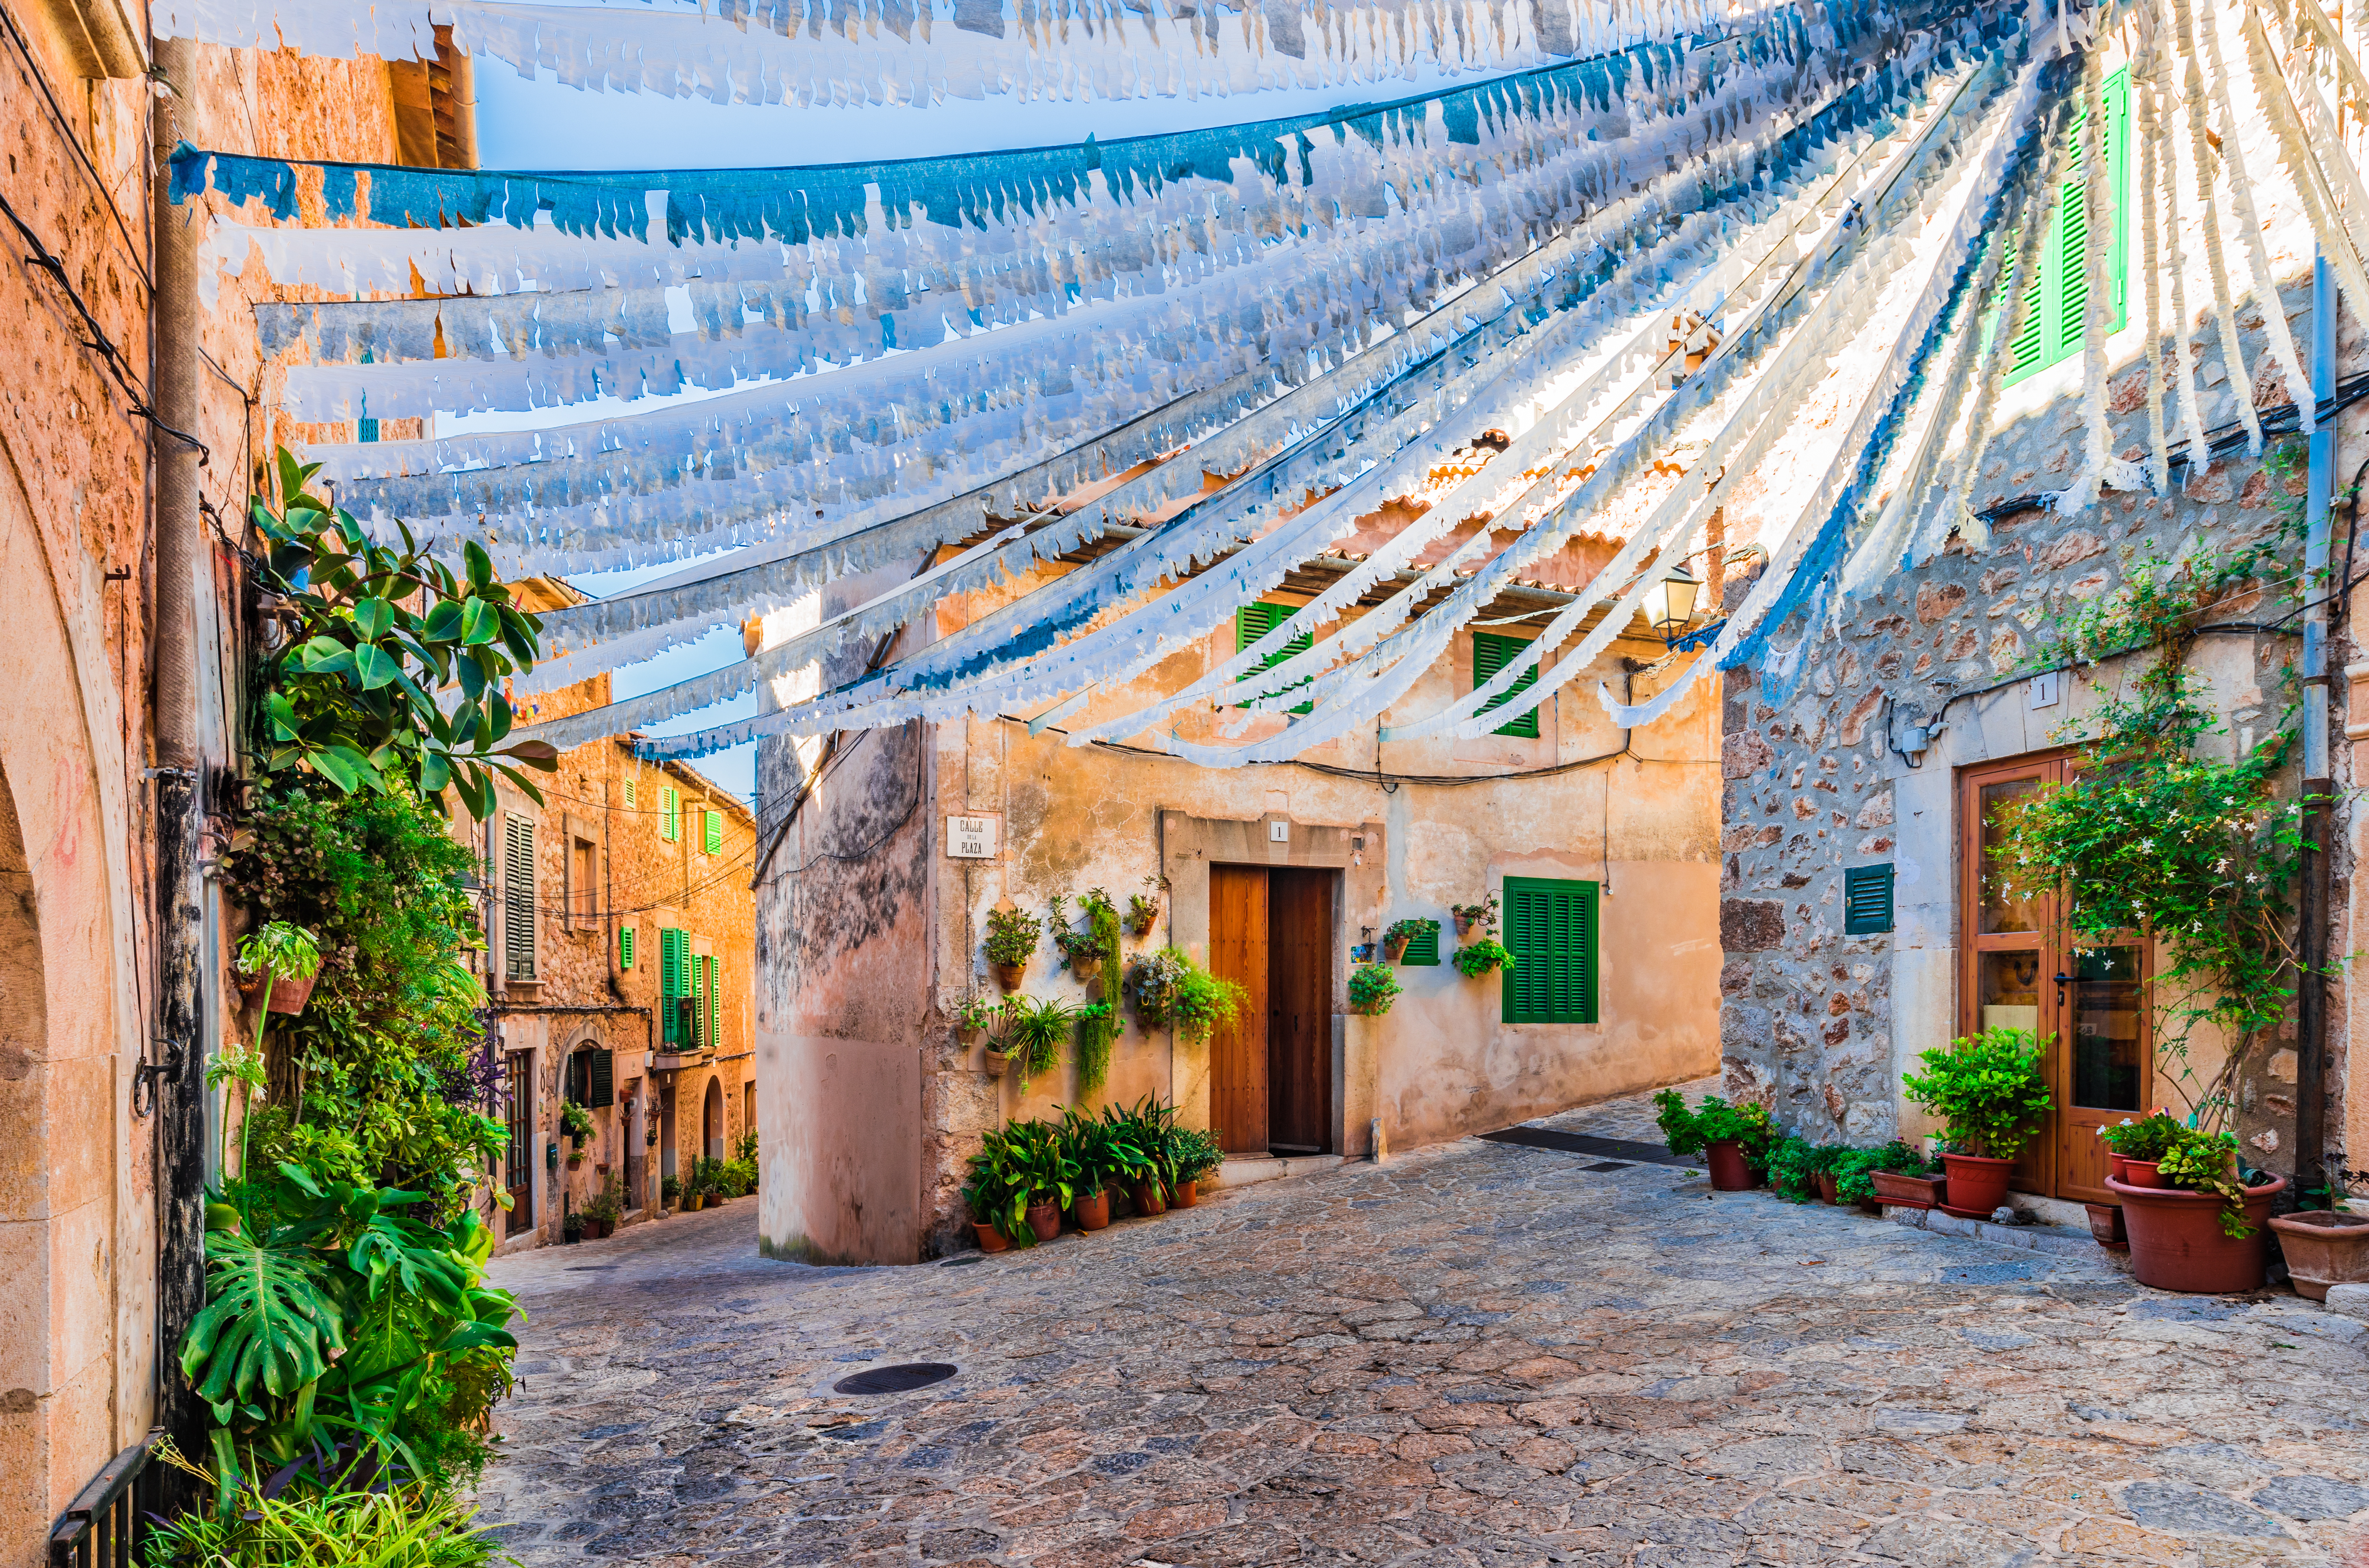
{"left": 2121, "top": 1159, "right": 2165, "bottom": 1188}
{"left": 2107, "top": 1174, "right": 2285, "bottom": 1293}
{"left": 1704, "top": 1140, "right": 1752, "bottom": 1192}
{"left": 1026, "top": 1200, "right": 1061, "bottom": 1243}
{"left": 1938, "top": 1153, "right": 2014, "bottom": 1219}
{"left": 971, "top": 1221, "right": 1008, "bottom": 1253}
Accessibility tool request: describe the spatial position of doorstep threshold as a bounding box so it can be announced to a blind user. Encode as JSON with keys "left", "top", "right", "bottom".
{"left": 1216, "top": 1152, "right": 1349, "bottom": 1189}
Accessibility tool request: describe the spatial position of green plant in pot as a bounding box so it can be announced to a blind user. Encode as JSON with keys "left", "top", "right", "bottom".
{"left": 236, "top": 920, "right": 324, "bottom": 1017}
{"left": 660, "top": 1174, "right": 681, "bottom": 1210}
{"left": 1901, "top": 1027, "right": 2052, "bottom": 1219}
{"left": 960, "top": 1129, "right": 1027, "bottom": 1250}
{"left": 2097, "top": 1111, "right": 2181, "bottom": 1184}
{"left": 1007, "top": 1119, "right": 1077, "bottom": 1242}
{"left": 559, "top": 1099, "right": 596, "bottom": 1165}
{"left": 1450, "top": 937, "right": 1514, "bottom": 980}
{"left": 1382, "top": 917, "right": 1437, "bottom": 963}
{"left": 1004, "top": 995, "right": 1075, "bottom": 1095}
{"left": 1450, "top": 894, "right": 1499, "bottom": 938}
{"left": 1059, "top": 1106, "right": 1150, "bottom": 1231}
{"left": 984, "top": 905, "right": 1042, "bottom": 992}
{"left": 1349, "top": 962, "right": 1401, "bottom": 1017}
{"left": 1836, "top": 1141, "right": 1934, "bottom": 1207}
{"left": 1166, "top": 1125, "right": 1223, "bottom": 1206}
{"left": 1652, "top": 1091, "right": 1773, "bottom": 1192}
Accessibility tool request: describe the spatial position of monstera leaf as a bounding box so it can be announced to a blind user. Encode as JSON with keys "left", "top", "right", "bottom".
{"left": 180, "top": 1229, "right": 345, "bottom": 1414}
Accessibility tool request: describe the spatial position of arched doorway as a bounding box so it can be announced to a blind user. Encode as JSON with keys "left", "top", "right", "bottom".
{"left": 703, "top": 1076, "right": 724, "bottom": 1162}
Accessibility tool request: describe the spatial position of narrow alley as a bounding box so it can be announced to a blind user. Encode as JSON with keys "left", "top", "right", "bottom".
{"left": 477, "top": 1091, "right": 2369, "bottom": 1567}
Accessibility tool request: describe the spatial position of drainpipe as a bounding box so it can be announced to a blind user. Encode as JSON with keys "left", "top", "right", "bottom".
{"left": 2298, "top": 250, "right": 2335, "bottom": 1199}
{"left": 148, "top": 34, "right": 209, "bottom": 1493}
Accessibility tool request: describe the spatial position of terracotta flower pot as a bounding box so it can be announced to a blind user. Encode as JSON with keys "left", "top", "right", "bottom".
{"left": 1132, "top": 1181, "right": 1168, "bottom": 1217}
{"left": 985, "top": 1049, "right": 1013, "bottom": 1079}
{"left": 992, "top": 961, "right": 1026, "bottom": 993}
{"left": 1072, "top": 1188, "right": 1110, "bottom": 1231}
{"left": 1870, "top": 1171, "right": 1945, "bottom": 1210}
{"left": 1938, "top": 1153, "right": 2015, "bottom": 1219}
{"left": 1453, "top": 914, "right": 1477, "bottom": 938}
{"left": 1070, "top": 955, "right": 1103, "bottom": 983}
{"left": 2266, "top": 1209, "right": 2369, "bottom": 1300}
{"left": 1383, "top": 936, "right": 1410, "bottom": 963}
{"left": 1108, "top": 1186, "right": 1134, "bottom": 1221}
{"left": 1026, "top": 1200, "right": 1061, "bottom": 1243}
{"left": 2107, "top": 1174, "right": 2285, "bottom": 1293}
{"left": 2107, "top": 1152, "right": 2129, "bottom": 1184}
{"left": 2121, "top": 1159, "right": 2165, "bottom": 1188}
{"left": 2083, "top": 1202, "right": 2128, "bottom": 1252}
{"left": 1813, "top": 1171, "right": 1839, "bottom": 1205}
{"left": 1171, "top": 1179, "right": 1197, "bottom": 1208}
{"left": 972, "top": 1221, "right": 1009, "bottom": 1253}
{"left": 1704, "top": 1140, "right": 1752, "bottom": 1192}
{"left": 263, "top": 971, "right": 318, "bottom": 1014}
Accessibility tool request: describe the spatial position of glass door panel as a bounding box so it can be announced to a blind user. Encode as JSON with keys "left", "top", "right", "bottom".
{"left": 1977, "top": 779, "right": 2044, "bottom": 933}
{"left": 2059, "top": 943, "right": 2144, "bottom": 1202}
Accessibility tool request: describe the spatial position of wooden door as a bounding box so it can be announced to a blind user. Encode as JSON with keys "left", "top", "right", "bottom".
{"left": 1268, "top": 869, "right": 1336, "bottom": 1153}
{"left": 1960, "top": 754, "right": 2147, "bottom": 1204}
{"left": 1209, "top": 865, "right": 1270, "bottom": 1153}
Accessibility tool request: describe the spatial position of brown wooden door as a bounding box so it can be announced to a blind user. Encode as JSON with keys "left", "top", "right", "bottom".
{"left": 1209, "top": 865, "right": 1270, "bottom": 1153}
{"left": 1960, "top": 754, "right": 2147, "bottom": 1204}
{"left": 1268, "top": 869, "right": 1336, "bottom": 1153}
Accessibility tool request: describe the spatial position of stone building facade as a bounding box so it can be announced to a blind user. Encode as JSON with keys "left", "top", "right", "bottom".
{"left": 481, "top": 582, "right": 757, "bottom": 1253}
{"left": 2, "top": 12, "right": 478, "bottom": 1568}
{"left": 1715, "top": 30, "right": 2369, "bottom": 1217}
{"left": 754, "top": 488, "right": 1727, "bottom": 1265}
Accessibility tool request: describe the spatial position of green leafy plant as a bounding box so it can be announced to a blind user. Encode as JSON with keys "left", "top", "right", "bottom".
{"left": 582, "top": 1178, "right": 624, "bottom": 1225}
{"left": 962, "top": 1126, "right": 1035, "bottom": 1247}
{"left": 1451, "top": 937, "right": 1514, "bottom": 979}
{"left": 660, "top": 1174, "right": 681, "bottom": 1204}
{"left": 250, "top": 448, "right": 557, "bottom": 819}
{"left": 1125, "top": 947, "right": 1191, "bottom": 1025}
{"left": 1451, "top": 895, "right": 1500, "bottom": 934}
{"left": 734, "top": 1130, "right": 759, "bottom": 1165}
{"left": 1004, "top": 995, "right": 1076, "bottom": 1093}
{"left": 984, "top": 905, "right": 1043, "bottom": 966}
{"left": 238, "top": 920, "right": 323, "bottom": 989}
{"left": 955, "top": 993, "right": 1009, "bottom": 1034}
{"left": 1901, "top": 1028, "right": 2055, "bottom": 1160}
{"left": 1167, "top": 960, "right": 1248, "bottom": 1046}
{"left": 1108, "top": 1096, "right": 1184, "bottom": 1191}
{"left": 2098, "top": 1111, "right": 2182, "bottom": 1160}
{"left": 143, "top": 1443, "right": 503, "bottom": 1568}
{"left": 1059, "top": 1105, "right": 1152, "bottom": 1198}
{"left": 1384, "top": 916, "right": 1439, "bottom": 950}
{"left": 1127, "top": 877, "right": 1165, "bottom": 938}
{"left": 1167, "top": 1125, "right": 1224, "bottom": 1187}
{"left": 1349, "top": 962, "right": 1402, "bottom": 1016}
{"left": 1075, "top": 891, "right": 1124, "bottom": 1093}
{"left": 2159, "top": 1124, "right": 2257, "bottom": 1237}
{"left": 559, "top": 1100, "right": 596, "bottom": 1143}
{"left": 1763, "top": 1136, "right": 1822, "bottom": 1202}
{"left": 1831, "top": 1140, "right": 1932, "bottom": 1204}
{"left": 1651, "top": 1091, "right": 1776, "bottom": 1166}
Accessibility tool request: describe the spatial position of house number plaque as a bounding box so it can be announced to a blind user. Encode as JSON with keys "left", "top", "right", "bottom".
{"left": 946, "top": 815, "right": 1000, "bottom": 859}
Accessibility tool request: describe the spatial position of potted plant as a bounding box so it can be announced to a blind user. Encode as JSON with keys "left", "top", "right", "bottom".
{"left": 1450, "top": 895, "right": 1499, "bottom": 939}
{"left": 1836, "top": 1142, "right": 1930, "bottom": 1212}
{"left": 560, "top": 1100, "right": 596, "bottom": 1167}
{"left": 1004, "top": 995, "right": 1076, "bottom": 1095}
{"left": 1128, "top": 876, "right": 1166, "bottom": 939}
{"left": 1167, "top": 1125, "right": 1222, "bottom": 1207}
{"left": 1114, "top": 1096, "right": 1180, "bottom": 1215}
{"left": 1060, "top": 1108, "right": 1137, "bottom": 1231}
{"left": 961, "top": 1128, "right": 1028, "bottom": 1251}
{"left": 2266, "top": 1204, "right": 2369, "bottom": 1300}
{"left": 985, "top": 905, "right": 1042, "bottom": 992}
{"left": 561, "top": 1211, "right": 585, "bottom": 1245}
{"left": 1052, "top": 895, "right": 1103, "bottom": 980}
{"left": 1382, "top": 917, "right": 1436, "bottom": 963}
{"left": 2098, "top": 1111, "right": 2180, "bottom": 1186}
{"left": 1125, "top": 947, "right": 1191, "bottom": 1027}
{"left": 736, "top": 1131, "right": 760, "bottom": 1191}
{"left": 1653, "top": 1090, "right": 1773, "bottom": 1192}
{"left": 1901, "top": 1027, "right": 2053, "bottom": 1219}
{"left": 2108, "top": 1124, "right": 2285, "bottom": 1292}
{"left": 1349, "top": 962, "right": 1401, "bottom": 1017}
{"left": 661, "top": 1173, "right": 681, "bottom": 1212}
{"left": 235, "top": 919, "right": 324, "bottom": 1015}
{"left": 1857, "top": 1142, "right": 1946, "bottom": 1210}
{"left": 1450, "top": 937, "right": 1514, "bottom": 979}
{"left": 956, "top": 993, "right": 1004, "bottom": 1048}
{"left": 582, "top": 1177, "right": 624, "bottom": 1239}
{"left": 1009, "top": 1119, "right": 1076, "bottom": 1242}
{"left": 1764, "top": 1136, "right": 1822, "bottom": 1203}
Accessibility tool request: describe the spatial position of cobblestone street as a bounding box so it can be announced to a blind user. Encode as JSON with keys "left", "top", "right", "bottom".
{"left": 479, "top": 1089, "right": 2369, "bottom": 1567}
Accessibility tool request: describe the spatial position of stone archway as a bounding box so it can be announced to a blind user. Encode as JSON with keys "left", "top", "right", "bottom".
{"left": 703, "top": 1076, "right": 724, "bottom": 1163}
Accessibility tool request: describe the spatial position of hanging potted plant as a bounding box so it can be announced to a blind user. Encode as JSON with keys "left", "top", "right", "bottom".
{"left": 958, "top": 993, "right": 1012, "bottom": 1076}
{"left": 1152, "top": 949, "right": 1247, "bottom": 1046}
{"left": 560, "top": 1100, "right": 596, "bottom": 1168}
{"left": 1003, "top": 995, "right": 1076, "bottom": 1096}
{"left": 1128, "top": 876, "right": 1167, "bottom": 939}
{"left": 1349, "top": 962, "right": 1401, "bottom": 1017}
{"left": 1056, "top": 889, "right": 1121, "bottom": 984}
{"left": 1900, "top": 1028, "right": 2053, "bottom": 1219}
{"left": 1450, "top": 937, "right": 1514, "bottom": 979}
{"left": 1450, "top": 895, "right": 1499, "bottom": 939}
{"left": 984, "top": 905, "right": 1042, "bottom": 993}
{"left": 1382, "top": 917, "right": 1435, "bottom": 963}
{"left": 235, "top": 920, "right": 323, "bottom": 1015}
{"left": 1653, "top": 1090, "right": 1774, "bottom": 1192}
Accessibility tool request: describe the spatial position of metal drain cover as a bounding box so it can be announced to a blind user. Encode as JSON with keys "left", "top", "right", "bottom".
{"left": 834, "top": 1362, "right": 958, "bottom": 1396}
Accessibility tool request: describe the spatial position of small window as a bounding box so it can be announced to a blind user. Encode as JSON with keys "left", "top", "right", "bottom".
{"left": 571, "top": 837, "right": 598, "bottom": 925}
{"left": 703, "top": 809, "right": 723, "bottom": 856}
{"left": 1502, "top": 876, "right": 1598, "bottom": 1023}
{"left": 1399, "top": 925, "right": 1441, "bottom": 966}
{"left": 661, "top": 786, "right": 680, "bottom": 843}
{"left": 1235, "top": 602, "right": 1313, "bottom": 714}
{"left": 1472, "top": 632, "right": 1541, "bottom": 739}
{"left": 1844, "top": 864, "right": 1896, "bottom": 934}
{"left": 619, "top": 926, "right": 636, "bottom": 971}
{"left": 2002, "top": 65, "right": 2131, "bottom": 382}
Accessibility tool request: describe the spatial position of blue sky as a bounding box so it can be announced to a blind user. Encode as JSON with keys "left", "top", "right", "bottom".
{"left": 472, "top": 61, "right": 1486, "bottom": 802}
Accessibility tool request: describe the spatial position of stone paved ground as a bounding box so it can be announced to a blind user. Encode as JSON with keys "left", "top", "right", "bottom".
{"left": 479, "top": 1087, "right": 2369, "bottom": 1567}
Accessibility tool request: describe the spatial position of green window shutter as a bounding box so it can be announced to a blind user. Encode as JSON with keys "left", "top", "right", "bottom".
{"left": 692, "top": 953, "right": 708, "bottom": 1050}
{"left": 1401, "top": 925, "right": 1441, "bottom": 965}
{"left": 2004, "top": 65, "right": 2131, "bottom": 384}
{"left": 589, "top": 1049, "right": 615, "bottom": 1109}
{"left": 619, "top": 926, "right": 635, "bottom": 971}
{"left": 704, "top": 809, "right": 723, "bottom": 856}
{"left": 503, "top": 816, "right": 536, "bottom": 982}
{"left": 709, "top": 955, "right": 722, "bottom": 1050}
{"left": 1502, "top": 876, "right": 1598, "bottom": 1024}
{"left": 662, "top": 786, "right": 679, "bottom": 842}
{"left": 1472, "top": 632, "right": 1542, "bottom": 739}
{"left": 661, "top": 928, "right": 686, "bottom": 1045}
{"left": 1234, "top": 602, "right": 1314, "bottom": 714}
{"left": 1843, "top": 864, "right": 1896, "bottom": 934}
{"left": 623, "top": 777, "right": 637, "bottom": 809}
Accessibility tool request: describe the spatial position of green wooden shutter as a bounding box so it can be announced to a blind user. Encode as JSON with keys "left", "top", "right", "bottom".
{"left": 692, "top": 953, "right": 708, "bottom": 1050}
{"left": 1234, "top": 602, "right": 1314, "bottom": 714}
{"left": 662, "top": 786, "right": 679, "bottom": 842}
{"left": 619, "top": 926, "right": 635, "bottom": 971}
{"left": 1843, "top": 864, "right": 1896, "bottom": 934}
{"left": 1472, "top": 632, "right": 1542, "bottom": 739}
{"left": 1502, "top": 876, "right": 1598, "bottom": 1023}
{"left": 2004, "top": 66, "right": 2131, "bottom": 383}
{"left": 1400, "top": 925, "right": 1441, "bottom": 965}
{"left": 589, "top": 1049, "right": 615, "bottom": 1109}
{"left": 704, "top": 809, "right": 723, "bottom": 856}
{"left": 660, "top": 928, "right": 686, "bottom": 1044}
{"left": 503, "top": 816, "right": 536, "bottom": 982}
{"left": 708, "top": 955, "right": 722, "bottom": 1050}
{"left": 623, "top": 777, "right": 637, "bottom": 809}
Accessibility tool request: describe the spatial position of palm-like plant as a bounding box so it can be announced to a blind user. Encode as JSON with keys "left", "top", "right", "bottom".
{"left": 1061, "top": 1106, "right": 1152, "bottom": 1197}
{"left": 1004, "top": 995, "right": 1076, "bottom": 1093}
